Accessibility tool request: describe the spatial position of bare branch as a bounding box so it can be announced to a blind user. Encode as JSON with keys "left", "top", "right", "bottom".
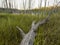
{"left": 36, "top": 15, "right": 50, "bottom": 28}
{"left": 34, "top": 1, "right": 60, "bottom": 30}
{"left": 16, "top": 26, "right": 25, "bottom": 38}
{"left": 31, "top": 21, "right": 36, "bottom": 30}
{"left": 16, "top": 1, "right": 60, "bottom": 45}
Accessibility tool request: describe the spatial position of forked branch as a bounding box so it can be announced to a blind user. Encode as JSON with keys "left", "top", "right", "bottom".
{"left": 16, "top": 2, "right": 60, "bottom": 45}
{"left": 16, "top": 15, "right": 50, "bottom": 45}
{"left": 16, "top": 26, "right": 25, "bottom": 38}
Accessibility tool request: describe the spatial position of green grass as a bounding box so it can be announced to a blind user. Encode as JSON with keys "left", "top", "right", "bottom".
{"left": 0, "top": 14, "right": 41, "bottom": 45}
{"left": 0, "top": 11, "right": 60, "bottom": 45}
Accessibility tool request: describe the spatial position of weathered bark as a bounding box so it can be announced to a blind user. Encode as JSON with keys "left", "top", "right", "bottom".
{"left": 16, "top": 14, "right": 50, "bottom": 45}
{"left": 16, "top": 2, "right": 60, "bottom": 45}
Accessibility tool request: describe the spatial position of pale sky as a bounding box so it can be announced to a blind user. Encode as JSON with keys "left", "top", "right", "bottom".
{"left": 0, "top": 0, "right": 60, "bottom": 10}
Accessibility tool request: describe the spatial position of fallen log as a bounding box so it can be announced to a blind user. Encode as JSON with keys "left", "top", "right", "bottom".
{"left": 16, "top": 2, "right": 60, "bottom": 45}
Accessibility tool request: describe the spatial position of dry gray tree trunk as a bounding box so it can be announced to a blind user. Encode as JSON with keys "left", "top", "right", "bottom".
{"left": 16, "top": 14, "right": 50, "bottom": 45}
{"left": 16, "top": 2, "right": 60, "bottom": 45}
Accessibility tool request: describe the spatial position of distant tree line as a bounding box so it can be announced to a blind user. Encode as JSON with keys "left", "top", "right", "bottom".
{"left": 1, "top": 0, "right": 60, "bottom": 10}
